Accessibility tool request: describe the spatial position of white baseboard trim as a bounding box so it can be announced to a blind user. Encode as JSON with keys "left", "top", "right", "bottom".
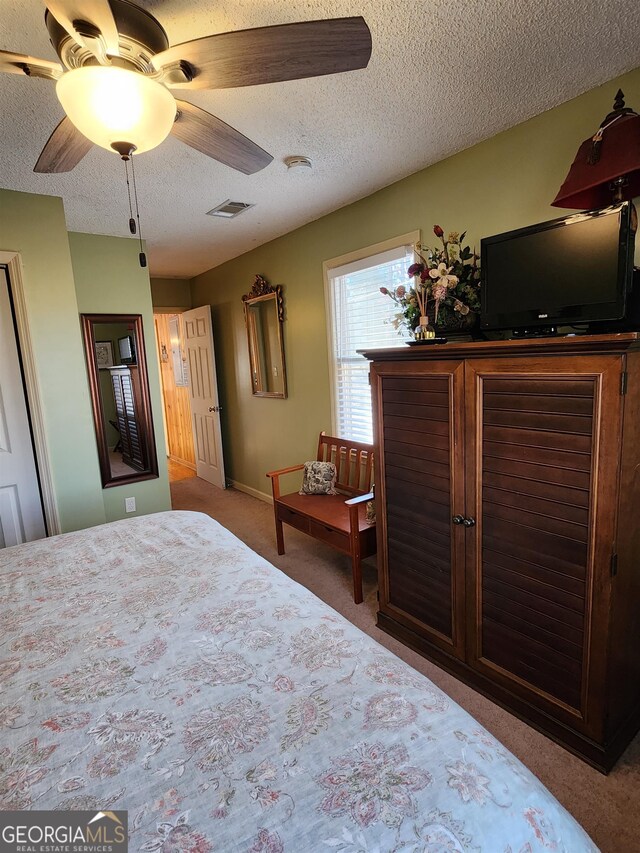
{"left": 228, "top": 479, "right": 273, "bottom": 505}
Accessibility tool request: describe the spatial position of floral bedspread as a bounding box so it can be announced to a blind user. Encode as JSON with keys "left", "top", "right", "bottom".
{"left": 1, "top": 511, "right": 597, "bottom": 852}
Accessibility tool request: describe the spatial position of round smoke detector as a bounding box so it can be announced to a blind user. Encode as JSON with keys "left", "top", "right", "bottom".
{"left": 284, "top": 156, "right": 313, "bottom": 171}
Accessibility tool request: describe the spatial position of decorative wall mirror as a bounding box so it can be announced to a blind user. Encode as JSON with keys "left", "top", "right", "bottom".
{"left": 242, "top": 275, "right": 287, "bottom": 398}
{"left": 81, "top": 313, "right": 159, "bottom": 488}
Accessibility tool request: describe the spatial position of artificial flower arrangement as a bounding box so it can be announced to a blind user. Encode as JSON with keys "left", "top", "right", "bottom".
{"left": 381, "top": 226, "right": 481, "bottom": 334}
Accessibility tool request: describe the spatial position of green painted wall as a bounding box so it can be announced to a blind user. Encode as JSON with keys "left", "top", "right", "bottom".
{"left": 150, "top": 277, "right": 192, "bottom": 309}
{"left": 0, "top": 189, "right": 106, "bottom": 531}
{"left": 69, "top": 232, "right": 171, "bottom": 521}
{"left": 191, "top": 67, "right": 640, "bottom": 498}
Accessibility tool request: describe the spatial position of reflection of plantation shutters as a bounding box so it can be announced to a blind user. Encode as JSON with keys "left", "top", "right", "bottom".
{"left": 327, "top": 244, "right": 414, "bottom": 443}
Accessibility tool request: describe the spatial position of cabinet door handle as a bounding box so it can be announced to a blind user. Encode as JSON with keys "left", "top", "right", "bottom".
{"left": 452, "top": 515, "right": 465, "bottom": 525}
{"left": 462, "top": 516, "right": 476, "bottom": 527}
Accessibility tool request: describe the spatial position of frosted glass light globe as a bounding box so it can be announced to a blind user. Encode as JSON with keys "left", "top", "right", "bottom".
{"left": 56, "top": 66, "right": 176, "bottom": 154}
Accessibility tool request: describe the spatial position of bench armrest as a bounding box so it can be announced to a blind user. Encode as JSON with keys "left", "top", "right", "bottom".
{"left": 266, "top": 464, "right": 305, "bottom": 479}
{"left": 266, "top": 463, "right": 305, "bottom": 500}
{"left": 345, "top": 491, "right": 375, "bottom": 535}
{"left": 344, "top": 491, "right": 374, "bottom": 506}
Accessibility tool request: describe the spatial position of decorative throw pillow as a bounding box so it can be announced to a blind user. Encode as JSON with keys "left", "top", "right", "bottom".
{"left": 299, "top": 461, "right": 338, "bottom": 495}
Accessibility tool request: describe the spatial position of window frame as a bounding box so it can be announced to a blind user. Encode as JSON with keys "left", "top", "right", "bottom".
{"left": 323, "top": 230, "right": 420, "bottom": 438}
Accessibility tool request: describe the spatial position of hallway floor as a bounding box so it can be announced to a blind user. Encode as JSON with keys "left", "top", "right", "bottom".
{"left": 167, "top": 458, "right": 197, "bottom": 483}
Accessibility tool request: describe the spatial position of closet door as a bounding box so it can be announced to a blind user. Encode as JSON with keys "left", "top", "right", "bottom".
{"left": 0, "top": 267, "right": 46, "bottom": 546}
{"left": 464, "top": 355, "right": 622, "bottom": 734}
{"left": 371, "top": 359, "right": 466, "bottom": 658}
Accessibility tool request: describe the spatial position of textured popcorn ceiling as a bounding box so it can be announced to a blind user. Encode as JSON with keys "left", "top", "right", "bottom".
{"left": 1, "top": 0, "right": 639, "bottom": 277}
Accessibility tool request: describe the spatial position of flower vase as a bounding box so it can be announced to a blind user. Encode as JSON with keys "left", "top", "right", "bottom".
{"left": 434, "top": 308, "right": 480, "bottom": 340}
{"left": 414, "top": 316, "right": 435, "bottom": 341}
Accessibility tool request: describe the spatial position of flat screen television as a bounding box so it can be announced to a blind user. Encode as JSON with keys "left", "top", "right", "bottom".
{"left": 118, "top": 334, "right": 136, "bottom": 364}
{"left": 480, "top": 202, "right": 635, "bottom": 333}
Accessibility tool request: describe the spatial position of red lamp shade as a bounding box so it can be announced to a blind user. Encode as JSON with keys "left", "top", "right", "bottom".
{"left": 552, "top": 90, "right": 640, "bottom": 210}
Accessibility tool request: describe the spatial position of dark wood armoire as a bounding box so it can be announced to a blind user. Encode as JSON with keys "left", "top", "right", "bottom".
{"left": 363, "top": 333, "right": 640, "bottom": 772}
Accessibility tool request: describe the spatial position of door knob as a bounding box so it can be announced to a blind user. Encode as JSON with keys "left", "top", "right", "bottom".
{"left": 462, "top": 516, "right": 476, "bottom": 527}
{"left": 208, "top": 405, "right": 222, "bottom": 413}
{"left": 452, "top": 515, "right": 465, "bottom": 525}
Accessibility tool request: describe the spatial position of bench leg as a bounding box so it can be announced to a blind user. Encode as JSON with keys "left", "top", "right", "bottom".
{"left": 267, "top": 479, "right": 286, "bottom": 556}
{"left": 274, "top": 512, "right": 285, "bottom": 555}
{"left": 349, "top": 529, "right": 363, "bottom": 604}
{"left": 351, "top": 553, "right": 363, "bottom": 604}
{"left": 347, "top": 504, "right": 364, "bottom": 604}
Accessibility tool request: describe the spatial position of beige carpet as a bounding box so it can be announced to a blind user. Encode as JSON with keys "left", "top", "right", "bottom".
{"left": 171, "top": 477, "right": 640, "bottom": 853}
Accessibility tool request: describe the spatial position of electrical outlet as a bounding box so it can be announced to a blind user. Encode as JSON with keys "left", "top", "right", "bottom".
{"left": 125, "top": 497, "right": 136, "bottom": 513}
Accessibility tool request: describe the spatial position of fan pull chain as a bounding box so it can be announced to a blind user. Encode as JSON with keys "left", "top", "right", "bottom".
{"left": 123, "top": 157, "right": 136, "bottom": 235}
{"left": 115, "top": 143, "right": 147, "bottom": 269}
{"left": 129, "top": 153, "right": 147, "bottom": 268}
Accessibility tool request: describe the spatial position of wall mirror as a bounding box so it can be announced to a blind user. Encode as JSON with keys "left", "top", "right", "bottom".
{"left": 242, "top": 275, "right": 287, "bottom": 398}
{"left": 81, "top": 313, "right": 159, "bottom": 488}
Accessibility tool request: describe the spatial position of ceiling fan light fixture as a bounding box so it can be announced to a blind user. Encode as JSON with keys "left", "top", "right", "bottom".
{"left": 56, "top": 66, "right": 176, "bottom": 154}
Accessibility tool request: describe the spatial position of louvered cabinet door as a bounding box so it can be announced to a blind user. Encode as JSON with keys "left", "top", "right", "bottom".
{"left": 111, "top": 368, "right": 145, "bottom": 470}
{"left": 372, "top": 360, "right": 466, "bottom": 658}
{"left": 465, "top": 356, "right": 623, "bottom": 733}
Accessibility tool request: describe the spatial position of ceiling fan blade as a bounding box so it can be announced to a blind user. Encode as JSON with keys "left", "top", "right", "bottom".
{"left": 171, "top": 101, "right": 273, "bottom": 174}
{"left": 45, "top": 0, "right": 120, "bottom": 59}
{"left": 152, "top": 17, "right": 372, "bottom": 90}
{"left": 34, "top": 116, "right": 93, "bottom": 173}
{"left": 0, "top": 50, "right": 63, "bottom": 80}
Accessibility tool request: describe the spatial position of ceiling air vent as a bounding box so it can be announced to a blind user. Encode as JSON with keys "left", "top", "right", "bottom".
{"left": 206, "top": 200, "right": 255, "bottom": 219}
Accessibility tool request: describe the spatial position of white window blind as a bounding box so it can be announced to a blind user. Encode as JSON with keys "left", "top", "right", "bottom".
{"left": 328, "top": 243, "right": 414, "bottom": 443}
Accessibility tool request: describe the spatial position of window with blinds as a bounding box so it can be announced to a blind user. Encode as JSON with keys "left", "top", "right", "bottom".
{"left": 327, "top": 243, "right": 414, "bottom": 443}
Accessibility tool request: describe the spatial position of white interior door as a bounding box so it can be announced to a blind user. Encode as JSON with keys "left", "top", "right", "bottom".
{"left": 0, "top": 267, "right": 46, "bottom": 547}
{"left": 181, "top": 305, "right": 226, "bottom": 488}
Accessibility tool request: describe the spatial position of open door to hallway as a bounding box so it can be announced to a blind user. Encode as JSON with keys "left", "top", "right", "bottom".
{"left": 181, "top": 305, "right": 226, "bottom": 489}
{"left": 155, "top": 311, "right": 196, "bottom": 471}
{"left": 154, "top": 306, "right": 226, "bottom": 489}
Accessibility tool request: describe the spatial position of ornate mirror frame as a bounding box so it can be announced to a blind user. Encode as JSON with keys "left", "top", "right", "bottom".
{"left": 81, "top": 313, "right": 159, "bottom": 488}
{"left": 242, "top": 275, "right": 287, "bottom": 399}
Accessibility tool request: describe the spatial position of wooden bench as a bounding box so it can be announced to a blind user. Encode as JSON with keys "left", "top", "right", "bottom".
{"left": 266, "top": 432, "right": 376, "bottom": 604}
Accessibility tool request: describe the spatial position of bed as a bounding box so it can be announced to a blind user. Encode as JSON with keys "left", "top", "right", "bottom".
{"left": 1, "top": 510, "right": 597, "bottom": 851}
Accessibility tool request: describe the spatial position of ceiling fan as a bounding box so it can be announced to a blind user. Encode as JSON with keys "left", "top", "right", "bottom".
{"left": 0, "top": 0, "right": 372, "bottom": 175}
